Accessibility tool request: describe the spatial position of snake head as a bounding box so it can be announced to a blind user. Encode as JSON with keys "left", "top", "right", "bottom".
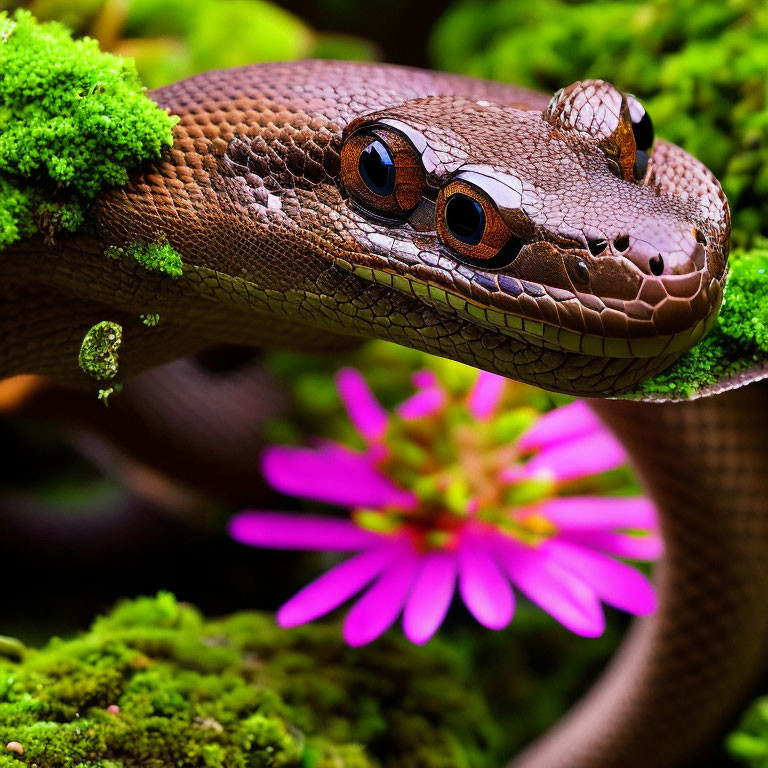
{"left": 92, "top": 63, "right": 729, "bottom": 396}
{"left": 327, "top": 78, "right": 728, "bottom": 393}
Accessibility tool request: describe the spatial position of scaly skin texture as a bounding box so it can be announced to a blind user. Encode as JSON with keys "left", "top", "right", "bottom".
{"left": 1, "top": 61, "right": 728, "bottom": 392}
{"left": 0, "top": 61, "right": 763, "bottom": 767}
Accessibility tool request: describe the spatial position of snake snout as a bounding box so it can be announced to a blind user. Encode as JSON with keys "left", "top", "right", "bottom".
{"left": 622, "top": 228, "right": 706, "bottom": 277}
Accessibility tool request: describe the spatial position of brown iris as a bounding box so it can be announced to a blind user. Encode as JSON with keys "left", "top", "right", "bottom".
{"left": 340, "top": 127, "right": 425, "bottom": 216}
{"left": 436, "top": 179, "right": 518, "bottom": 263}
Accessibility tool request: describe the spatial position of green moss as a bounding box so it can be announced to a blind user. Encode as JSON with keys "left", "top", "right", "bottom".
{"left": 140, "top": 313, "right": 160, "bottom": 327}
{"left": 625, "top": 248, "right": 768, "bottom": 398}
{"left": 0, "top": 9, "right": 177, "bottom": 248}
{"left": 77, "top": 321, "right": 122, "bottom": 381}
{"left": 129, "top": 241, "right": 184, "bottom": 279}
{"left": 0, "top": 593, "right": 501, "bottom": 768}
{"left": 0, "top": 177, "right": 38, "bottom": 246}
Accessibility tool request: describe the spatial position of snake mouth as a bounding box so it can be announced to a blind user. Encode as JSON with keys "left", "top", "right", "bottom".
{"left": 335, "top": 258, "right": 721, "bottom": 361}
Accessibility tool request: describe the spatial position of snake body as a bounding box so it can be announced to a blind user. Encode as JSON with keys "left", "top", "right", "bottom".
{"left": 1, "top": 61, "right": 766, "bottom": 766}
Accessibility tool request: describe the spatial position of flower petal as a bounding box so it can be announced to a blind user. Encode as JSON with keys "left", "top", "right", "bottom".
{"left": 403, "top": 552, "right": 457, "bottom": 645}
{"left": 526, "top": 496, "right": 658, "bottom": 532}
{"left": 412, "top": 370, "right": 438, "bottom": 389}
{"left": 229, "top": 512, "right": 383, "bottom": 551}
{"left": 396, "top": 387, "right": 446, "bottom": 420}
{"left": 458, "top": 536, "right": 514, "bottom": 629}
{"left": 277, "top": 543, "right": 404, "bottom": 628}
{"left": 517, "top": 400, "right": 603, "bottom": 452}
{"left": 468, "top": 371, "right": 506, "bottom": 420}
{"left": 519, "top": 430, "right": 627, "bottom": 483}
{"left": 343, "top": 545, "right": 421, "bottom": 646}
{"left": 544, "top": 539, "right": 657, "bottom": 616}
{"left": 561, "top": 530, "right": 664, "bottom": 561}
{"left": 335, "top": 367, "right": 388, "bottom": 442}
{"left": 262, "top": 445, "right": 416, "bottom": 509}
{"left": 496, "top": 539, "right": 605, "bottom": 637}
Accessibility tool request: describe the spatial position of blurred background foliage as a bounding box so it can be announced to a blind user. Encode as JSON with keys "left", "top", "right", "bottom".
{"left": 1, "top": 0, "right": 766, "bottom": 764}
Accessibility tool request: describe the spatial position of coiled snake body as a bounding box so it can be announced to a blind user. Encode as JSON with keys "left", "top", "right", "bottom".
{"left": 2, "top": 61, "right": 767, "bottom": 767}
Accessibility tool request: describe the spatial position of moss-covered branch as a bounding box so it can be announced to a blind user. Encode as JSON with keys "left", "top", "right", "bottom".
{"left": 0, "top": 10, "right": 177, "bottom": 249}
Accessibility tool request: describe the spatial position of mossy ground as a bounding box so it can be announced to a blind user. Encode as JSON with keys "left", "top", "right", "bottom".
{"left": 0, "top": 594, "right": 501, "bottom": 768}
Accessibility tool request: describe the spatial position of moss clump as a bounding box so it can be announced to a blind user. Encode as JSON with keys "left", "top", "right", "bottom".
{"left": 0, "top": 593, "right": 501, "bottom": 768}
{"left": 626, "top": 248, "right": 768, "bottom": 399}
{"left": 0, "top": 9, "right": 177, "bottom": 249}
{"left": 129, "top": 241, "right": 184, "bottom": 278}
{"left": 77, "top": 321, "right": 122, "bottom": 381}
{"left": 105, "top": 241, "right": 183, "bottom": 278}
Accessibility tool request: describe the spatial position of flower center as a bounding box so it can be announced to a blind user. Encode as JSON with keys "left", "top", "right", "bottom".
{"left": 357, "top": 391, "right": 563, "bottom": 551}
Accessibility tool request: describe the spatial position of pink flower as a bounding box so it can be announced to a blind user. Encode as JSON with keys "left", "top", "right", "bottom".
{"left": 230, "top": 368, "right": 662, "bottom": 646}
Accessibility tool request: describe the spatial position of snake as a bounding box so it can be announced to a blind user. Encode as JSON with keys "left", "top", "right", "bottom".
{"left": 2, "top": 60, "right": 768, "bottom": 767}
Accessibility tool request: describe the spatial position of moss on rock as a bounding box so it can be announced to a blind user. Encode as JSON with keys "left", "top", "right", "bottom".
{"left": 0, "top": 593, "right": 501, "bottom": 768}
{"left": 0, "top": 10, "right": 177, "bottom": 249}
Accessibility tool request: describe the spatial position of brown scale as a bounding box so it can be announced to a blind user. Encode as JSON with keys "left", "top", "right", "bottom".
{"left": 0, "top": 60, "right": 764, "bottom": 767}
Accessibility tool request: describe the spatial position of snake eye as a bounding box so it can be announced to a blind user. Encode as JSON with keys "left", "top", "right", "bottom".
{"left": 444, "top": 194, "right": 485, "bottom": 245}
{"left": 359, "top": 140, "right": 395, "bottom": 196}
{"left": 627, "top": 96, "right": 654, "bottom": 151}
{"left": 340, "top": 127, "right": 425, "bottom": 216}
{"left": 436, "top": 179, "right": 526, "bottom": 268}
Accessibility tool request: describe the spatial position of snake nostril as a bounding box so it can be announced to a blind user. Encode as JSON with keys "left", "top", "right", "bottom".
{"left": 694, "top": 229, "right": 708, "bottom": 246}
{"left": 613, "top": 235, "right": 630, "bottom": 252}
{"left": 587, "top": 238, "right": 607, "bottom": 256}
{"left": 649, "top": 254, "right": 665, "bottom": 276}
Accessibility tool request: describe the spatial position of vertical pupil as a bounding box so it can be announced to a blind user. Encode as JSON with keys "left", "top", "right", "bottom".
{"left": 631, "top": 110, "right": 654, "bottom": 152}
{"left": 445, "top": 194, "right": 485, "bottom": 245}
{"left": 359, "top": 140, "right": 395, "bottom": 196}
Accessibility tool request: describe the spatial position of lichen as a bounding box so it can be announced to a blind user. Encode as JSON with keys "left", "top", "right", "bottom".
{"left": 0, "top": 9, "right": 177, "bottom": 249}
{"left": 625, "top": 248, "right": 768, "bottom": 399}
{"left": 77, "top": 321, "right": 123, "bottom": 381}
{"left": 129, "top": 241, "right": 184, "bottom": 279}
{"left": 0, "top": 593, "right": 501, "bottom": 768}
